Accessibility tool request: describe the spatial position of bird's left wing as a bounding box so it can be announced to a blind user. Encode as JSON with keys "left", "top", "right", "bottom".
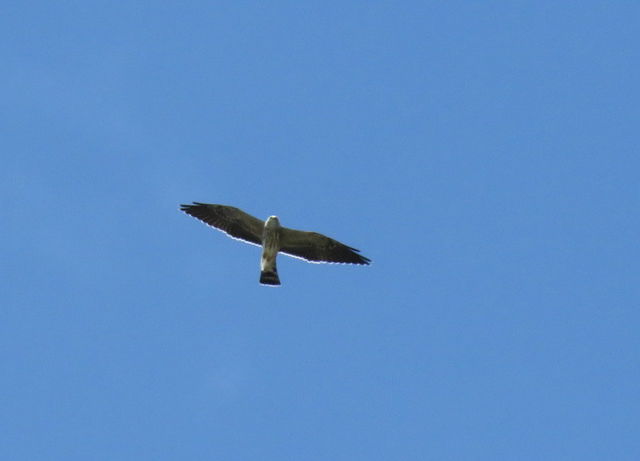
{"left": 180, "top": 202, "right": 264, "bottom": 246}
{"left": 279, "top": 227, "right": 370, "bottom": 265}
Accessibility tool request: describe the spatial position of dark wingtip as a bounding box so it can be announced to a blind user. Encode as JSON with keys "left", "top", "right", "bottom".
{"left": 346, "top": 245, "right": 371, "bottom": 265}
{"left": 180, "top": 202, "right": 209, "bottom": 214}
{"left": 358, "top": 255, "right": 371, "bottom": 266}
{"left": 179, "top": 204, "right": 195, "bottom": 216}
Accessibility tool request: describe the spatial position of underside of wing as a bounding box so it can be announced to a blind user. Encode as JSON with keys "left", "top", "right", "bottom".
{"left": 180, "top": 202, "right": 264, "bottom": 246}
{"left": 279, "top": 227, "right": 371, "bottom": 265}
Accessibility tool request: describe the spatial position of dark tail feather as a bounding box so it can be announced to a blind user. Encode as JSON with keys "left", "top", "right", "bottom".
{"left": 260, "top": 270, "right": 281, "bottom": 286}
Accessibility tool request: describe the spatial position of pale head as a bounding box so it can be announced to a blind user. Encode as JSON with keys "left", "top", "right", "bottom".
{"left": 265, "top": 215, "right": 280, "bottom": 228}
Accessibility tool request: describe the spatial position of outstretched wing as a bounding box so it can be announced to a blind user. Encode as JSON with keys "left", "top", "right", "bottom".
{"left": 279, "top": 227, "right": 371, "bottom": 265}
{"left": 180, "top": 202, "right": 264, "bottom": 246}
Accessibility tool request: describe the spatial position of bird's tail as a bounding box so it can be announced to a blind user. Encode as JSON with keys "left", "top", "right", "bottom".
{"left": 259, "top": 269, "right": 280, "bottom": 286}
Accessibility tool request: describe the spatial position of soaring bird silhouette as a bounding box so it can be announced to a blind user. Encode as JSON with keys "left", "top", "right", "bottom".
{"left": 180, "top": 202, "right": 371, "bottom": 286}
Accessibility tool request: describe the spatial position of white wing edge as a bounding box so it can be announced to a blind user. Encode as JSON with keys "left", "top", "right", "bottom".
{"left": 278, "top": 250, "right": 371, "bottom": 265}
{"left": 194, "top": 221, "right": 263, "bottom": 248}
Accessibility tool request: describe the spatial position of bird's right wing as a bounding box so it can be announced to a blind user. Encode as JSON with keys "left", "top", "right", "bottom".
{"left": 180, "top": 202, "right": 264, "bottom": 246}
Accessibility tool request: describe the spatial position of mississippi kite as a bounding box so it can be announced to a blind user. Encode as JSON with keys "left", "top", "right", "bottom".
{"left": 180, "top": 202, "right": 370, "bottom": 286}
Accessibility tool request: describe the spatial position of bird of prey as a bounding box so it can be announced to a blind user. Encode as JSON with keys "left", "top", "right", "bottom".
{"left": 180, "top": 202, "right": 370, "bottom": 286}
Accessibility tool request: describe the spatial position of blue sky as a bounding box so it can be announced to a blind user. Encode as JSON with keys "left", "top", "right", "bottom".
{"left": 2, "top": 2, "right": 638, "bottom": 460}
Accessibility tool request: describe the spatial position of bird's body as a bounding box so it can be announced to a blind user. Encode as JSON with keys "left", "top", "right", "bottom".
{"left": 180, "top": 203, "right": 370, "bottom": 286}
{"left": 260, "top": 216, "right": 281, "bottom": 285}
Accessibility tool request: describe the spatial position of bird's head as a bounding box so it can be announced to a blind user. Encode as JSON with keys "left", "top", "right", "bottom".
{"left": 265, "top": 215, "right": 280, "bottom": 227}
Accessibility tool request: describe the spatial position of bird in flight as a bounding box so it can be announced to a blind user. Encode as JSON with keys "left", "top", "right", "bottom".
{"left": 180, "top": 202, "right": 370, "bottom": 286}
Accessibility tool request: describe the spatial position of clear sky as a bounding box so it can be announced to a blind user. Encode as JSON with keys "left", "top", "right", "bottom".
{"left": 2, "top": 2, "right": 638, "bottom": 460}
